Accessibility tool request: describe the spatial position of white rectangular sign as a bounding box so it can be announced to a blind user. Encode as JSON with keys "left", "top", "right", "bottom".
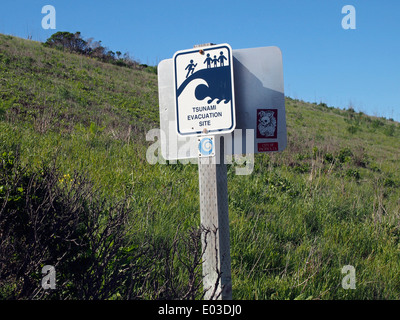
{"left": 158, "top": 45, "right": 287, "bottom": 160}
{"left": 173, "top": 44, "right": 236, "bottom": 136}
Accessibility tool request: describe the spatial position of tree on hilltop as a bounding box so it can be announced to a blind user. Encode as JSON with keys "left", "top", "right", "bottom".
{"left": 44, "top": 31, "right": 88, "bottom": 54}
{"left": 43, "top": 31, "right": 145, "bottom": 71}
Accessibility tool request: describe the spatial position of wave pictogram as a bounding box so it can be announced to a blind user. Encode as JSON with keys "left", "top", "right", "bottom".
{"left": 176, "top": 66, "right": 232, "bottom": 104}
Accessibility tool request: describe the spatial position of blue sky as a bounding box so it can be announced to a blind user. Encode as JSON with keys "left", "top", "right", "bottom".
{"left": 1, "top": 0, "right": 400, "bottom": 121}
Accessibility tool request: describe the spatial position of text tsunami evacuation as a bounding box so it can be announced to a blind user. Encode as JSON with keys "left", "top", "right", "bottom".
{"left": 188, "top": 105, "right": 222, "bottom": 127}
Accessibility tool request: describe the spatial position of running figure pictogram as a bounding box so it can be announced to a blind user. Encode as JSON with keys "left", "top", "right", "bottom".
{"left": 185, "top": 59, "right": 197, "bottom": 78}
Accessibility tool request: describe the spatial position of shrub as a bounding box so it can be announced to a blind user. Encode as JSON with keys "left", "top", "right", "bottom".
{"left": 346, "top": 168, "right": 361, "bottom": 180}
{"left": 0, "top": 149, "right": 206, "bottom": 299}
{"left": 383, "top": 177, "right": 398, "bottom": 188}
{"left": 383, "top": 124, "right": 395, "bottom": 137}
{"left": 44, "top": 31, "right": 87, "bottom": 54}
{"left": 371, "top": 119, "right": 384, "bottom": 129}
{"left": 43, "top": 31, "right": 141, "bottom": 70}
{"left": 319, "top": 102, "right": 328, "bottom": 108}
{"left": 338, "top": 147, "right": 353, "bottom": 163}
{"left": 293, "top": 162, "right": 311, "bottom": 174}
{"left": 324, "top": 153, "right": 334, "bottom": 164}
{"left": 0, "top": 149, "right": 140, "bottom": 299}
{"left": 347, "top": 125, "right": 358, "bottom": 134}
{"left": 347, "top": 107, "right": 355, "bottom": 113}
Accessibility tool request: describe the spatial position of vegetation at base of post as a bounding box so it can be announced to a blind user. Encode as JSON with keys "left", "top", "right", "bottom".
{"left": 0, "top": 32, "right": 400, "bottom": 299}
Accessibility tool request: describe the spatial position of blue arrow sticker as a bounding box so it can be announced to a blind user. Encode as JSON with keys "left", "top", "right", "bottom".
{"left": 198, "top": 137, "right": 214, "bottom": 156}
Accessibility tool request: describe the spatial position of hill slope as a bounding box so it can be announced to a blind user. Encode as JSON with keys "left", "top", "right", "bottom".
{"left": 1, "top": 33, "right": 400, "bottom": 300}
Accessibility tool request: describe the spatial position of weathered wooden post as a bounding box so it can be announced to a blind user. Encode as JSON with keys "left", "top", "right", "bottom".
{"left": 198, "top": 137, "right": 232, "bottom": 299}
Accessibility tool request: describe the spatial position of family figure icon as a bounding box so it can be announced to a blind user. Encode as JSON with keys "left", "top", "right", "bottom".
{"left": 204, "top": 51, "right": 227, "bottom": 68}
{"left": 184, "top": 51, "right": 228, "bottom": 78}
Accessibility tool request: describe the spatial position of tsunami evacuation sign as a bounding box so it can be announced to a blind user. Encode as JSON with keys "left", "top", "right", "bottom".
{"left": 173, "top": 44, "right": 236, "bottom": 136}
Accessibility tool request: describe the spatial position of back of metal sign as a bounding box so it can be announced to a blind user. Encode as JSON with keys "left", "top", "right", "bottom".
{"left": 158, "top": 46, "right": 287, "bottom": 161}
{"left": 232, "top": 46, "right": 287, "bottom": 155}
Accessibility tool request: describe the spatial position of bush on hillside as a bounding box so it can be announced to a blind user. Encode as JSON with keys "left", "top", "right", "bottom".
{"left": 43, "top": 31, "right": 142, "bottom": 70}
{"left": 0, "top": 149, "right": 205, "bottom": 299}
{"left": 44, "top": 31, "right": 87, "bottom": 54}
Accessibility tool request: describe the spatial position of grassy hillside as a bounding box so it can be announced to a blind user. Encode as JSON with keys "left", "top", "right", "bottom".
{"left": 1, "top": 33, "right": 400, "bottom": 299}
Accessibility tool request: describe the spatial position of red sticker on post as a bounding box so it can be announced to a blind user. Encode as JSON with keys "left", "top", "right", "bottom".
{"left": 258, "top": 142, "right": 278, "bottom": 152}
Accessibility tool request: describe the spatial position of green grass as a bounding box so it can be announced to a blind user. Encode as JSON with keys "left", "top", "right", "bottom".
{"left": 1, "top": 33, "right": 400, "bottom": 299}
